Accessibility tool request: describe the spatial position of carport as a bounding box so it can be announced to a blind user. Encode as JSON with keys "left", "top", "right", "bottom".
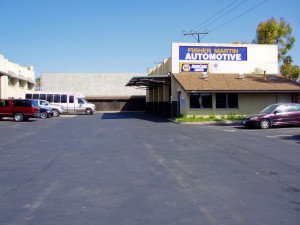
{"left": 126, "top": 75, "right": 175, "bottom": 117}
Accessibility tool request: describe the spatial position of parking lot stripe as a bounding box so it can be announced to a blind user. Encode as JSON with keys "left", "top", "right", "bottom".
{"left": 266, "top": 135, "right": 292, "bottom": 138}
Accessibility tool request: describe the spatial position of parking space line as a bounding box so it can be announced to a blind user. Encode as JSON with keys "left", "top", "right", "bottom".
{"left": 266, "top": 135, "right": 292, "bottom": 138}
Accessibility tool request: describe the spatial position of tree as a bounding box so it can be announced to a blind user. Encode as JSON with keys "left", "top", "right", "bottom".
{"left": 35, "top": 77, "right": 40, "bottom": 90}
{"left": 280, "top": 56, "right": 300, "bottom": 81}
{"left": 253, "top": 17, "right": 295, "bottom": 62}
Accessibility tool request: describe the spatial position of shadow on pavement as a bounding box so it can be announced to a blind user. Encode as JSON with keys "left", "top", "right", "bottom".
{"left": 101, "top": 112, "right": 171, "bottom": 123}
{"left": 282, "top": 135, "right": 300, "bottom": 145}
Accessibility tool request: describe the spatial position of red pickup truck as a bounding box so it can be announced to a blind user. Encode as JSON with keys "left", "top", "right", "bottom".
{"left": 0, "top": 99, "right": 40, "bottom": 121}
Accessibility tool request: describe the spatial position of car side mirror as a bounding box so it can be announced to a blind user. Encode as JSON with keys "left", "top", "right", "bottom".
{"left": 274, "top": 110, "right": 278, "bottom": 115}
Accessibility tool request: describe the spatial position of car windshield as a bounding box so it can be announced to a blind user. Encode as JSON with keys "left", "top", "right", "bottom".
{"left": 259, "top": 104, "right": 279, "bottom": 114}
{"left": 82, "top": 98, "right": 90, "bottom": 104}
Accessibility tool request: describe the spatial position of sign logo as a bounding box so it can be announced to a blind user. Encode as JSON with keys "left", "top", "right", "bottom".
{"left": 180, "top": 63, "right": 209, "bottom": 73}
{"left": 179, "top": 46, "right": 247, "bottom": 61}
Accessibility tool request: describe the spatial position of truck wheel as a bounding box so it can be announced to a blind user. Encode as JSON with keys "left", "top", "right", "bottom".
{"left": 85, "top": 108, "right": 93, "bottom": 115}
{"left": 14, "top": 113, "right": 24, "bottom": 122}
{"left": 52, "top": 109, "right": 60, "bottom": 117}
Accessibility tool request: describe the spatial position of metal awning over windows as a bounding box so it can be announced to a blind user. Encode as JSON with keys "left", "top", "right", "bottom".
{"left": 126, "top": 75, "right": 171, "bottom": 88}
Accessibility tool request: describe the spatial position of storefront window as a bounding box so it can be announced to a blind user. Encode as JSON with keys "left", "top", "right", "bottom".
{"left": 216, "top": 93, "right": 238, "bottom": 108}
{"left": 190, "top": 93, "right": 212, "bottom": 108}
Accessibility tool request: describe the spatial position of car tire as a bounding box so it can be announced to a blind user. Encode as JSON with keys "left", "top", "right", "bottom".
{"left": 14, "top": 113, "right": 24, "bottom": 122}
{"left": 52, "top": 109, "right": 60, "bottom": 117}
{"left": 41, "top": 112, "right": 48, "bottom": 119}
{"left": 260, "top": 119, "right": 271, "bottom": 129}
{"left": 85, "top": 108, "right": 93, "bottom": 115}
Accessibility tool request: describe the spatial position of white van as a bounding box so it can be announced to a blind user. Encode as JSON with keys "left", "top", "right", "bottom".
{"left": 25, "top": 92, "right": 96, "bottom": 115}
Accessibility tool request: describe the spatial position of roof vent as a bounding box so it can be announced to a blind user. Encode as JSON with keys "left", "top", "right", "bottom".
{"left": 202, "top": 72, "right": 208, "bottom": 79}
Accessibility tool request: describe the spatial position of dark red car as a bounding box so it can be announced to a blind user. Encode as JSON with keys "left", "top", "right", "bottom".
{"left": 242, "top": 103, "right": 300, "bottom": 129}
{"left": 0, "top": 99, "right": 40, "bottom": 122}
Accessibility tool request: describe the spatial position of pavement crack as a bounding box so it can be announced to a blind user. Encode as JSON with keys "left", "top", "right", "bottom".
{"left": 1, "top": 152, "right": 61, "bottom": 197}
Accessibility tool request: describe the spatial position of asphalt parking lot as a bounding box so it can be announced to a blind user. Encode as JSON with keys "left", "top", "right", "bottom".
{"left": 0, "top": 112, "right": 300, "bottom": 225}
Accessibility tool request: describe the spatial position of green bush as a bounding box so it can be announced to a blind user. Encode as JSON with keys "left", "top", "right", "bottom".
{"left": 175, "top": 113, "right": 244, "bottom": 122}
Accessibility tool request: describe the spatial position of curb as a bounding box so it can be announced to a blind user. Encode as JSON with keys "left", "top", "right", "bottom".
{"left": 169, "top": 119, "right": 242, "bottom": 125}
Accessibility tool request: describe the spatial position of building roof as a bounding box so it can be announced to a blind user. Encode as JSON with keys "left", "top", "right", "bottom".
{"left": 126, "top": 75, "right": 171, "bottom": 88}
{"left": 173, "top": 73, "right": 300, "bottom": 93}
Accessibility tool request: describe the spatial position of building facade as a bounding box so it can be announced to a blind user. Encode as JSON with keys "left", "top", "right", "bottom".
{"left": 0, "top": 54, "right": 35, "bottom": 99}
{"left": 40, "top": 73, "right": 146, "bottom": 111}
{"left": 127, "top": 42, "right": 300, "bottom": 117}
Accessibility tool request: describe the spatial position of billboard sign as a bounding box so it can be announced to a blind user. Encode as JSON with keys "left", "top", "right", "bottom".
{"left": 179, "top": 46, "right": 247, "bottom": 61}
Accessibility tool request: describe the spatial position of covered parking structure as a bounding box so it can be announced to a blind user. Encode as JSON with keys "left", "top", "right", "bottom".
{"left": 126, "top": 75, "right": 175, "bottom": 117}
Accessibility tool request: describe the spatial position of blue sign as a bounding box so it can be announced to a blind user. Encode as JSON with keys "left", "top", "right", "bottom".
{"left": 179, "top": 46, "right": 247, "bottom": 61}
{"left": 180, "top": 63, "right": 209, "bottom": 72}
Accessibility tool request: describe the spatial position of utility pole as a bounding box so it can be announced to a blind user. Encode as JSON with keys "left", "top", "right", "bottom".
{"left": 182, "top": 31, "right": 208, "bottom": 43}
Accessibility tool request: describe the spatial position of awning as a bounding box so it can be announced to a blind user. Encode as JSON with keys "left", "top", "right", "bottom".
{"left": 126, "top": 75, "right": 171, "bottom": 88}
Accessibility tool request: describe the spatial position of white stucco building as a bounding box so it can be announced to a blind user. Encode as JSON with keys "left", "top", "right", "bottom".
{"left": 0, "top": 54, "right": 35, "bottom": 99}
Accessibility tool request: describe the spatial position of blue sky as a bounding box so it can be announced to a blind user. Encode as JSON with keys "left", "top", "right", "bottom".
{"left": 0, "top": 0, "right": 299, "bottom": 78}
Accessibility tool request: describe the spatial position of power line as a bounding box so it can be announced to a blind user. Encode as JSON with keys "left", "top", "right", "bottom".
{"left": 193, "top": 0, "right": 248, "bottom": 32}
{"left": 208, "top": 0, "right": 269, "bottom": 33}
{"left": 190, "top": 0, "right": 240, "bottom": 31}
{"left": 182, "top": 31, "right": 209, "bottom": 43}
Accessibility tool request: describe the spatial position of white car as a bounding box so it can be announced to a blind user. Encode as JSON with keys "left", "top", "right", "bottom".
{"left": 34, "top": 99, "right": 64, "bottom": 117}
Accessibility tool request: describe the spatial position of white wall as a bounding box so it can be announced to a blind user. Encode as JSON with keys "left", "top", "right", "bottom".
{"left": 41, "top": 73, "right": 146, "bottom": 97}
{"left": 172, "top": 42, "right": 278, "bottom": 74}
{"left": 0, "top": 54, "right": 35, "bottom": 99}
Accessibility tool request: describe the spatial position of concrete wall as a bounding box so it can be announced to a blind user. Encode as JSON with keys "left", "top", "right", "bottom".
{"left": 148, "top": 57, "right": 172, "bottom": 75}
{"left": 0, "top": 54, "right": 35, "bottom": 99}
{"left": 40, "top": 73, "right": 146, "bottom": 97}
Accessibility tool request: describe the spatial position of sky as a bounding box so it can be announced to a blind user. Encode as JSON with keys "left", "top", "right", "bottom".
{"left": 0, "top": 0, "right": 299, "bottom": 78}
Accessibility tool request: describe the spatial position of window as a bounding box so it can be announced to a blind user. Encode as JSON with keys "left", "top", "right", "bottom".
{"left": 78, "top": 98, "right": 85, "bottom": 104}
{"left": 61, "top": 94, "right": 67, "bottom": 103}
{"left": 0, "top": 100, "right": 8, "bottom": 107}
{"left": 8, "top": 77, "right": 16, "bottom": 86}
{"left": 190, "top": 93, "right": 212, "bottom": 109}
{"left": 216, "top": 93, "right": 238, "bottom": 108}
{"left": 40, "top": 94, "right": 46, "bottom": 100}
{"left": 54, "top": 94, "right": 60, "bottom": 103}
{"left": 25, "top": 94, "right": 32, "bottom": 99}
{"left": 69, "top": 95, "right": 74, "bottom": 103}
{"left": 40, "top": 100, "right": 48, "bottom": 106}
{"left": 47, "top": 94, "right": 53, "bottom": 102}
{"left": 13, "top": 100, "right": 31, "bottom": 107}
{"left": 19, "top": 79, "right": 25, "bottom": 87}
{"left": 276, "top": 105, "right": 289, "bottom": 113}
{"left": 33, "top": 94, "right": 39, "bottom": 99}
{"left": 289, "top": 104, "right": 300, "bottom": 112}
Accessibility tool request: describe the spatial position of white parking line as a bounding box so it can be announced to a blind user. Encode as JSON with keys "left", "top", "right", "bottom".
{"left": 60, "top": 115, "right": 77, "bottom": 118}
{"left": 267, "top": 135, "right": 292, "bottom": 138}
